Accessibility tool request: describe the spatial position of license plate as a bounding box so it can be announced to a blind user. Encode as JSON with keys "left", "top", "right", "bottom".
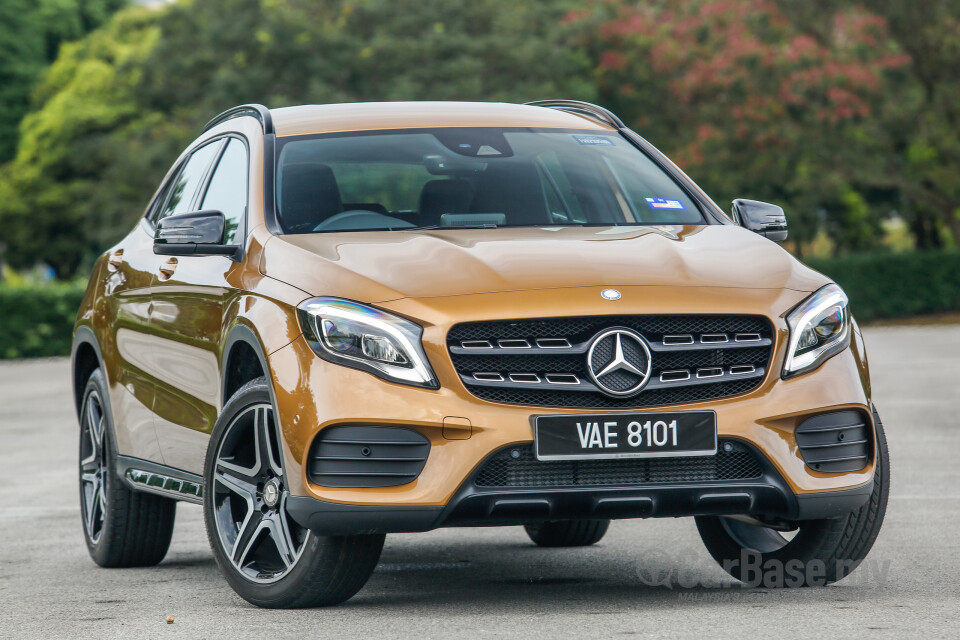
{"left": 534, "top": 411, "right": 717, "bottom": 461}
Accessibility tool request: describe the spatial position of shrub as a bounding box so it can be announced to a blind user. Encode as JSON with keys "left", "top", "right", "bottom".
{"left": 0, "top": 280, "right": 87, "bottom": 359}
{"left": 805, "top": 250, "right": 960, "bottom": 322}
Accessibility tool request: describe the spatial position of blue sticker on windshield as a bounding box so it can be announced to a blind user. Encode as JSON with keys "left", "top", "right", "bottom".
{"left": 645, "top": 197, "right": 687, "bottom": 211}
{"left": 572, "top": 135, "right": 614, "bottom": 146}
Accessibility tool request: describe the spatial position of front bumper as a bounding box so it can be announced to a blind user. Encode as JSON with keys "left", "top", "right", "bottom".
{"left": 287, "top": 438, "right": 874, "bottom": 535}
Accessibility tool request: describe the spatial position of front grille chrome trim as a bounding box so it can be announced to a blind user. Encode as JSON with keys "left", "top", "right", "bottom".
{"left": 508, "top": 373, "right": 541, "bottom": 384}
{"left": 729, "top": 365, "right": 756, "bottom": 376}
{"left": 461, "top": 340, "right": 493, "bottom": 349}
{"left": 544, "top": 373, "right": 580, "bottom": 385}
{"left": 659, "top": 369, "right": 691, "bottom": 383}
{"left": 473, "top": 372, "right": 504, "bottom": 382}
{"left": 498, "top": 339, "right": 532, "bottom": 349}
{"left": 535, "top": 338, "right": 572, "bottom": 349}
{"left": 696, "top": 367, "right": 724, "bottom": 379}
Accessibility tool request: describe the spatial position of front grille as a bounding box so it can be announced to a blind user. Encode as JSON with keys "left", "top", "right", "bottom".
{"left": 448, "top": 315, "right": 774, "bottom": 409}
{"left": 474, "top": 440, "right": 763, "bottom": 488}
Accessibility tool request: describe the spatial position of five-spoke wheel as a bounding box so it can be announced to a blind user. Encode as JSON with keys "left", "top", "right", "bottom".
{"left": 79, "top": 388, "right": 108, "bottom": 544}
{"left": 211, "top": 403, "right": 308, "bottom": 583}
{"left": 204, "top": 377, "right": 385, "bottom": 608}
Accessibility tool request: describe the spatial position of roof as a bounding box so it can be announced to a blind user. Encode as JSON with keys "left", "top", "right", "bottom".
{"left": 269, "top": 101, "right": 617, "bottom": 137}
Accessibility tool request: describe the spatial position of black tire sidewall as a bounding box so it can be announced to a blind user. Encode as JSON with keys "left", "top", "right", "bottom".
{"left": 695, "top": 407, "right": 890, "bottom": 587}
{"left": 79, "top": 369, "right": 121, "bottom": 563}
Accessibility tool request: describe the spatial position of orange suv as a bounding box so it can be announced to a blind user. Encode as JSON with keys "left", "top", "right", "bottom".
{"left": 71, "top": 101, "right": 888, "bottom": 608}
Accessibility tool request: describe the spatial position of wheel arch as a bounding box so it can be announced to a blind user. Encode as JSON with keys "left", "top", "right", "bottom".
{"left": 72, "top": 326, "right": 106, "bottom": 418}
{"left": 221, "top": 324, "right": 272, "bottom": 407}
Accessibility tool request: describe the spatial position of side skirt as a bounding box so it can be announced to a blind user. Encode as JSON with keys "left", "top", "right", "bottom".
{"left": 116, "top": 455, "right": 205, "bottom": 504}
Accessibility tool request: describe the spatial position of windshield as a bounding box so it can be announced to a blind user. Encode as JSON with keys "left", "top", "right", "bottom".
{"left": 275, "top": 128, "right": 703, "bottom": 233}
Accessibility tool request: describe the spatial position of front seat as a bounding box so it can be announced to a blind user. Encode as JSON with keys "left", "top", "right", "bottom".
{"left": 418, "top": 179, "right": 474, "bottom": 227}
{"left": 470, "top": 162, "right": 549, "bottom": 225}
{"left": 279, "top": 163, "right": 343, "bottom": 231}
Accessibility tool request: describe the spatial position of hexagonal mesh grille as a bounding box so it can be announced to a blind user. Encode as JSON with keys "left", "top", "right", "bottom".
{"left": 474, "top": 441, "right": 763, "bottom": 488}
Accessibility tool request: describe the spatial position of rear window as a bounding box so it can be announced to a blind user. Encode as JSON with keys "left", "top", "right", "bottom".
{"left": 275, "top": 128, "right": 702, "bottom": 233}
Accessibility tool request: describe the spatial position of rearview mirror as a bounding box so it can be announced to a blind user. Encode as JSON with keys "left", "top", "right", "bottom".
{"left": 154, "top": 210, "right": 238, "bottom": 256}
{"left": 731, "top": 199, "right": 788, "bottom": 242}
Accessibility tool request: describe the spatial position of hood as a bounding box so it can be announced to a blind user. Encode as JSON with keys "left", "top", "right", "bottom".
{"left": 260, "top": 225, "right": 829, "bottom": 303}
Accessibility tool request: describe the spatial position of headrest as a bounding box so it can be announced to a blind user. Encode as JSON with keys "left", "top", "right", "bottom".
{"left": 279, "top": 163, "right": 343, "bottom": 231}
{"left": 418, "top": 179, "right": 474, "bottom": 226}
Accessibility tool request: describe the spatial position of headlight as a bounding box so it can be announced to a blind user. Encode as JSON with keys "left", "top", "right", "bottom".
{"left": 297, "top": 298, "right": 439, "bottom": 389}
{"left": 782, "top": 284, "right": 851, "bottom": 378}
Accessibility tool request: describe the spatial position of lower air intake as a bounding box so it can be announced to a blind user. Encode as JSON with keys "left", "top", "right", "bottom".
{"left": 474, "top": 440, "right": 763, "bottom": 488}
{"left": 308, "top": 426, "right": 430, "bottom": 488}
{"left": 795, "top": 411, "right": 871, "bottom": 473}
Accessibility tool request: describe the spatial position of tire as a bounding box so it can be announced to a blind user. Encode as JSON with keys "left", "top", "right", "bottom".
{"left": 203, "top": 377, "right": 384, "bottom": 608}
{"left": 524, "top": 519, "right": 610, "bottom": 547}
{"left": 79, "top": 368, "right": 176, "bottom": 567}
{"left": 695, "top": 407, "right": 890, "bottom": 587}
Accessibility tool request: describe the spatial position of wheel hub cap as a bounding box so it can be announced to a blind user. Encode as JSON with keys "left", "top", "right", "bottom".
{"left": 263, "top": 478, "right": 281, "bottom": 508}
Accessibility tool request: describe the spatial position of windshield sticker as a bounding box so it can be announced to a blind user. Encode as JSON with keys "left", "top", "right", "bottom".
{"left": 645, "top": 197, "right": 687, "bottom": 210}
{"left": 572, "top": 134, "right": 614, "bottom": 146}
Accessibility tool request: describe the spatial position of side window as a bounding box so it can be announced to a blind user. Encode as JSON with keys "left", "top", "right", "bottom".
{"left": 201, "top": 138, "right": 248, "bottom": 245}
{"left": 156, "top": 140, "right": 223, "bottom": 221}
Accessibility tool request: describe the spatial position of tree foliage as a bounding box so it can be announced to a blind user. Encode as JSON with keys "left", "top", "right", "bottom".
{"left": 0, "top": 0, "right": 126, "bottom": 162}
{"left": 571, "top": 0, "right": 911, "bottom": 254}
{"left": 0, "top": 0, "right": 592, "bottom": 278}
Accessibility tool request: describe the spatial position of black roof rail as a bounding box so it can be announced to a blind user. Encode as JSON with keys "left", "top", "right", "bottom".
{"left": 525, "top": 100, "right": 625, "bottom": 129}
{"left": 203, "top": 103, "right": 274, "bottom": 134}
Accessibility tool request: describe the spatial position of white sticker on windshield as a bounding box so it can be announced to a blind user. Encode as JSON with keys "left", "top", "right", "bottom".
{"left": 476, "top": 145, "right": 502, "bottom": 156}
{"left": 645, "top": 197, "right": 687, "bottom": 210}
{"left": 572, "top": 135, "right": 614, "bottom": 146}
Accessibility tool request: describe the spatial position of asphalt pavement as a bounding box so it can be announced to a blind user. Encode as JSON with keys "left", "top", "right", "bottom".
{"left": 0, "top": 324, "right": 957, "bottom": 638}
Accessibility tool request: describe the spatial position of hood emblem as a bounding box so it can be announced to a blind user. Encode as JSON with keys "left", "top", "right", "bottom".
{"left": 586, "top": 328, "right": 652, "bottom": 397}
{"left": 601, "top": 288, "right": 621, "bottom": 301}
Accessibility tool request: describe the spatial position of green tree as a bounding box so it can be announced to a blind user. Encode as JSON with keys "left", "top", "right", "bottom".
{"left": 570, "top": 0, "right": 906, "bottom": 255}
{"left": 0, "top": 0, "right": 591, "bottom": 278}
{"left": 0, "top": 0, "right": 127, "bottom": 163}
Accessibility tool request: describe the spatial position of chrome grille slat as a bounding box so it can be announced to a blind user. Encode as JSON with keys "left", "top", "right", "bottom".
{"left": 461, "top": 340, "right": 493, "bottom": 349}
{"left": 545, "top": 373, "right": 580, "bottom": 385}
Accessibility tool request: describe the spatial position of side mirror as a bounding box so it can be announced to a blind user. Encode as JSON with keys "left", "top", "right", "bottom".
{"left": 731, "top": 199, "right": 788, "bottom": 242}
{"left": 154, "top": 210, "right": 238, "bottom": 256}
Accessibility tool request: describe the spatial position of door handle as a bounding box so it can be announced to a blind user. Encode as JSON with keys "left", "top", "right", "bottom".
{"left": 158, "top": 257, "right": 178, "bottom": 281}
{"left": 107, "top": 249, "right": 124, "bottom": 273}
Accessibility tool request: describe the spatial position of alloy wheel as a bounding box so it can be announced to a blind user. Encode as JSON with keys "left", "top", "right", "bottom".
{"left": 212, "top": 403, "right": 309, "bottom": 583}
{"left": 79, "top": 389, "right": 108, "bottom": 544}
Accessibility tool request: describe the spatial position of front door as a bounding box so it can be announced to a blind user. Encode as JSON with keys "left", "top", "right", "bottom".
{"left": 149, "top": 136, "right": 249, "bottom": 473}
{"left": 101, "top": 222, "right": 164, "bottom": 462}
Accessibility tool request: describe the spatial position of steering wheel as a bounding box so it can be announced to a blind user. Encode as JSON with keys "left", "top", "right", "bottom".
{"left": 313, "top": 210, "right": 415, "bottom": 231}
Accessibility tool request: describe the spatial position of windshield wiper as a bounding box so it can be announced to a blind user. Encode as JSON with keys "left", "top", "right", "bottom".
{"left": 404, "top": 224, "right": 500, "bottom": 231}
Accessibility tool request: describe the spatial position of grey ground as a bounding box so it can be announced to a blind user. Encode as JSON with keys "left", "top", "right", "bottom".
{"left": 0, "top": 325, "right": 957, "bottom": 639}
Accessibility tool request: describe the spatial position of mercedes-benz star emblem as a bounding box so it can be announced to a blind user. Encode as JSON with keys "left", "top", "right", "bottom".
{"left": 586, "top": 328, "right": 652, "bottom": 397}
{"left": 601, "top": 288, "right": 621, "bottom": 301}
